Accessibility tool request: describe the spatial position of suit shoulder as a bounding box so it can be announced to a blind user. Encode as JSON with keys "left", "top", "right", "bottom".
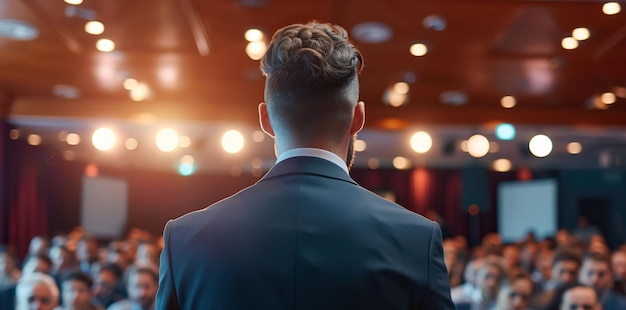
{"left": 356, "top": 186, "right": 435, "bottom": 228}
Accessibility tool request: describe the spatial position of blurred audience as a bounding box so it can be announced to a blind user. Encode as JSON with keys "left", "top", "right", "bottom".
{"left": 15, "top": 272, "right": 59, "bottom": 310}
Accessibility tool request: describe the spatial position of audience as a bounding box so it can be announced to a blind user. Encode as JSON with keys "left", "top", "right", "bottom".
{"left": 495, "top": 273, "right": 534, "bottom": 310}
{"left": 559, "top": 285, "right": 600, "bottom": 310}
{"left": 578, "top": 252, "right": 626, "bottom": 309}
{"left": 92, "top": 264, "right": 124, "bottom": 308}
{"left": 57, "top": 271, "right": 102, "bottom": 310}
{"left": 108, "top": 267, "right": 158, "bottom": 310}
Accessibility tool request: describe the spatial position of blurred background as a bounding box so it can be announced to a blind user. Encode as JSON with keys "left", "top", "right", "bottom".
{"left": 1, "top": 0, "right": 626, "bottom": 256}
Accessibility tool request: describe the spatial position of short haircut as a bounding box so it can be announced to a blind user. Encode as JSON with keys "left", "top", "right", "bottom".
{"left": 16, "top": 272, "right": 59, "bottom": 302}
{"left": 552, "top": 250, "right": 582, "bottom": 268}
{"left": 24, "top": 253, "right": 53, "bottom": 269}
{"left": 583, "top": 251, "right": 611, "bottom": 270}
{"left": 99, "top": 263, "right": 123, "bottom": 279}
{"left": 63, "top": 271, "right": 93, "bottom": 288}
{"left": 260, "top": 21, "right": 364, "bottom": 143}
{"left": 131, "top": 266, "right": 159, "bottom": 284}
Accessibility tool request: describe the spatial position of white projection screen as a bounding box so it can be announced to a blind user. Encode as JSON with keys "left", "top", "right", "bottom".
{"left": 498, "top": 179, "right": 557, "bottom": 242}
{"left": 81, "top": 176, "right": 128, "bottom": 239}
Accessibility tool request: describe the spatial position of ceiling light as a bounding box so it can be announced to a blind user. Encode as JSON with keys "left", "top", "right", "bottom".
{"left": 383, "top": 88, "right": 408, "bottom": 107}
{"left": 467, "top": 134, "right": 489, "bottom": 158}
{"left": 567, "top": 142, "right": 582, "bottom": 155}
{"left": 222, "top": 130, "right": 244, "bottom": 154}
{"left": 501, "top": 95, "right": 516, "bottom": 108}
{"left": 178, "top": 136, "right": 191, "bottom": 148}
{"left": 123, "top": 78, "right": 138, "bottom": 90}
{"left": 440, "top": 90, "right": 468, "bottom": 106}
{"left": 392, "top": 156, "right": 411, "bottom": 170}
{"left": 156, "top": 128, "right": 179, "bottom": 152}
{"left": 492, "top": 159, "right": 512, "bottom": 172}
{"left": 528, "top": 134, "right": 553, "bottom": 158}
{"left": 495, "top": 123, "right": 516, "bottom": 140}
{"left": 410, "top": 43, "right": 428, "bottom": 56}
{"left": 27, "top": 134, "right": 41, "bottom": 146}
{"left": 561, "top": 37, "right": 578, "bottom": 50}
{"left": 64, "top": 0, "right": 83, "bottom": 5}
{"left": 351, "top": 22, "right": 393, "bottom": 44}
{"left": 0, "top": 19, "right": 39, "bottom": 41}
{"left": 130, "top": 83, "right": 150, "bottom": 101}
{"left": 410, "top": 131, "right": 432, "bottom": 154}
{"left": 572, "top": 27, "right": 590, "bottom": 41}
{"left": 601, "top": 92, "right": 616, "bottom": 104}
{"left": 96, "top": 39, "right": 115, "bottom": 52}
{"left": 393, "top": 82, "right": 410, "bottom": 94}
{"left": 9, "top": 129, "right": 19, "bottom": 140}
{"left": 85, "top": 21, "right": 104, "bottom": 35}
{"left": 92, "top": 128, "right": 116, "bottom": 151}
{"left": 66, "top": 133, "right": 80, "bottom": 145}
{"left": 354, "top": 139, "right": 367, "bottom": 152}
{"left": 125, "top": 138, "right": 138, "bottom": 150}
{"left": 422, "top": 15, "right": 446, "bottom": 31}
{"left": 368, "top": 158, "right": 380, "bottom": 169}
{"left": 244, "top": 28, "right": 263, "bottom": 42}
{"left": 602, "top": 2, "right": 621, "bottom": 15}
{"left": 245, "top": 41, "right": 266, "bottom": 60}
{"left": 181, "top": 155, "right": 194, "bottom": 164}
{"left": 178, "top": 163, "right": 195, "bottom": 176}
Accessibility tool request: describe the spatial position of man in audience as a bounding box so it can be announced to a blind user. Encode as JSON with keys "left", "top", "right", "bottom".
{"left": 22, "top": 254, "right": 54, "bottom": 276}
{"left": 454, "top": 256, "right": 504, "bottom": 310}
{"left": 109, "top": 267, "right": 158, "bottom": 310}
{"left": 0, "top": 250, "right": 21, "bottom": 289}
{"left": 15, "top": 272, "right": 59, "bottom": 310}
{"left": 92, "top": 263, "right": 124, "bottom": 308}
{"left": 560, "top": 285, "right": 601, "bottom": 310}
{"left": 579, "top": 252, "right": 626, "bottom": 309}
{"left": 28, "top": 236, "right": 51, "bottom": 258}
{"left": 77, "top": 237, "right": 100, "bottom": 277}
{"left": 495, "top": 273, "right": 534, "bottom": 310}
{"left": 59, "top": 271, "right": 102, "bottom": 310}
{"left": 531, "top": 250, "right": 581, "bottom": 308}
{"left": 611, "top": 249, "right": 626, "bottom": 295}
{"left": 451, "top": 257, "right": 484, "bottom": 303}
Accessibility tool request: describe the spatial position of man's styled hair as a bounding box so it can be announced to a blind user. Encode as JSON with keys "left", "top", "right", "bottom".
{"left": 63, "top": 271, "right": 94, "bottom": 288}
{"left": 260, "top": 21, "right": 364, "bottom": 143}
{"left": 552, "top": 250, "right": 582, "bottom": 268}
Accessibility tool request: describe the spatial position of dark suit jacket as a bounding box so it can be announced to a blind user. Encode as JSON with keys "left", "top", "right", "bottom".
{"left": 157, "top": 156, "right": 454, "bottom": 310}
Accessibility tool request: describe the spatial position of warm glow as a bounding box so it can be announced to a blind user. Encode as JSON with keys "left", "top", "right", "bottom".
{"left": 410, "top": 131, "right": 433, "bottom": 154}
{"left": 58, "top": 130, "right": 68, "bottom": 141}
{"left": 529, "top": 134, "right": 553, "bottom": 158}
{"left": 601, "top": 92, "right": 616, "bottom": 104}
{"left": 125, "top": 138, "right": 138, "bottom": 150}
{"left": 409, "top": 43, "right": 428, "bottom": 56}
{"left": 246, "top": 41, "right": 267, "bottom": 60}
{"left": 85, "top": 164, "right": 98, "bottom": 177}
{"left": 27, "top": 134, "right": 41, "bottom": 146}
{"left": 181, "top": 155, "right": 194, "bottom": 164}
{"left": 603, "top": 2, "right": 621, "bottom": 15}
{"left": 222, "top": 130, "right": 244, "bottom": 154}
{"left": 85, "top": 21, "right": 104, "bottom": 35}
{"left": 63, "top": 150, "right": 76, "bottom": 161}
{"left": 561, "top": 37, "right": 578, "bottom": 50}
{"left": 130, "top": 83, "right": 150, "bottom": 101}
{"left": 96, "top": 39, "right": 115, "bottom": 52}
{"left": 467, "top": 134, "right": 490, "bottom": 158}
{"left": 244, "top": 29, "right": 264, "bottom": 42}
{"left": 492, "top": 159, "right": 512, "bottom": 172}
{"left": 92, "top": 128, "right": 116, "bottom": 151}
{"left": 64, "top": 0, "right": 83, "bottom": 5}
{"left": 567, "top": 142, "right": 583, "bottom": 154}
{"left": 251, "top": 157, "right": 264, "bottom": 169}
{"left": 156, "top": 128, "right": 179, "bottom": 152}
{"left": 368, "top": 158, "right": 380, "bottom": 169}
{"left": 386, "top": 90, "right": 408, "bottom": 107}
{"left": 392, "top": 156, "right": 411, "bottom": 170}
{"left": 66, "top": 133, "right": 80, "bottom": 145}
{"left": 489, "top": 141, "right": 500, "bottom": 153}
{"left": 393, "top": 82, "right": 410, "bottom": 94}
{"left": 123, "top": 78, "right": 138, "bottom": 90}
{"left": 252, "top": 130, "right": 265, "bottom": 142}
{"left": 460, "top": 140, "right": 468, "bottom": 152}
{"left": 178, "top": 136, "right": 191, "bottom": 148}
{"left": 9, "top": 129, "right": 19, "bottom": 140}
{"left": 501, "top": 96, "right": 516, "bottom": 108}
{"left": 572, "top": 27, "right": 590, "bottom": 41}
{"left": 354, "top": 139, "right": 367, "bottom": 152}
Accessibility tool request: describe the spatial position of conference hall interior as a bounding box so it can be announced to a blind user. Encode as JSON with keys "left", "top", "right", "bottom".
{"left": 1, "top": 0, "right": 626, "bottom": 309}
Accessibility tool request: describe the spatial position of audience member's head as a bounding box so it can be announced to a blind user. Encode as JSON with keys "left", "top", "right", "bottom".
{"left": 259, "top": 22, "right": 364, "bottom": 166}
{"left": 579, "top": 252, "right": 613, "bottom": 297}
{"left": 463, "top": 257, "right": 485, "bottom": 287}
{"left": 442, "top": 239, "right": 458, "bottom": 273}
{"left": 76, "top": 237, "right": 98, "bottom": 264}
{"left": 611, "top": 250, "right": 626, "bottom": 281}
{"left": 135, "top": 241, "right": 159, "bottom": 266}
{"left": 551, "top": 250, "right": 582, "bottom": 287}
{"left": 502, "top": 244, "right": 521, "bottom": 270}
{"left": 15, "top": 272, "right": 59, "bottom": 310}
{"left": 127, "top": 266, "right": 158, "bottom": 309}
{"left": 61, "top": 271, "right": 94, "bottom": 310}
{"left": 28, "top": 236, "right": 50, "bottom": 257}
{"left": 93, "top": 263, "right": 122, "bottom": 299}
{"left": 22, "top": 254, "right": 53, "bottom": 276}
{"left": 496, "top": 273, "right": 533, "bottom": 310}
{"left": 560, "top": 285, "right": 600, "bottom": 310}
{"left": 476, "top": 256, "right": 505, "bottom": 301}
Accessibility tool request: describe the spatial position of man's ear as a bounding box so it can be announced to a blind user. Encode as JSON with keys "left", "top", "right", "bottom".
{"left": 258, "top": 102, "right": 275, "bottom": 137}
{"left": 350, "top": 101, "right": 365, "bottom": 135}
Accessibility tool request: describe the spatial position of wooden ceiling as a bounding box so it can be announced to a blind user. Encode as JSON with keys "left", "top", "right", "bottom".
{"left": 1, "top": 0, "right": 626, "bottom": 172}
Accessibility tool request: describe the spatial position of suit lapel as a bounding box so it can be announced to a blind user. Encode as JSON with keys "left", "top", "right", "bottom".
{"left": 259, "top": 156, "right": 357, "bottom": 185}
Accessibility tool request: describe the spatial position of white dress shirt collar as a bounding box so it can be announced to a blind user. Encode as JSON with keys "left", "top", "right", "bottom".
{"left": 276, "top": 148, "right": 349, "bottom": 175}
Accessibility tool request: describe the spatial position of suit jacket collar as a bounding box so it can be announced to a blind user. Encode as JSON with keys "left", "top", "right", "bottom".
{"left": 260, "top": 156, "right": 357, "bottom": 185}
